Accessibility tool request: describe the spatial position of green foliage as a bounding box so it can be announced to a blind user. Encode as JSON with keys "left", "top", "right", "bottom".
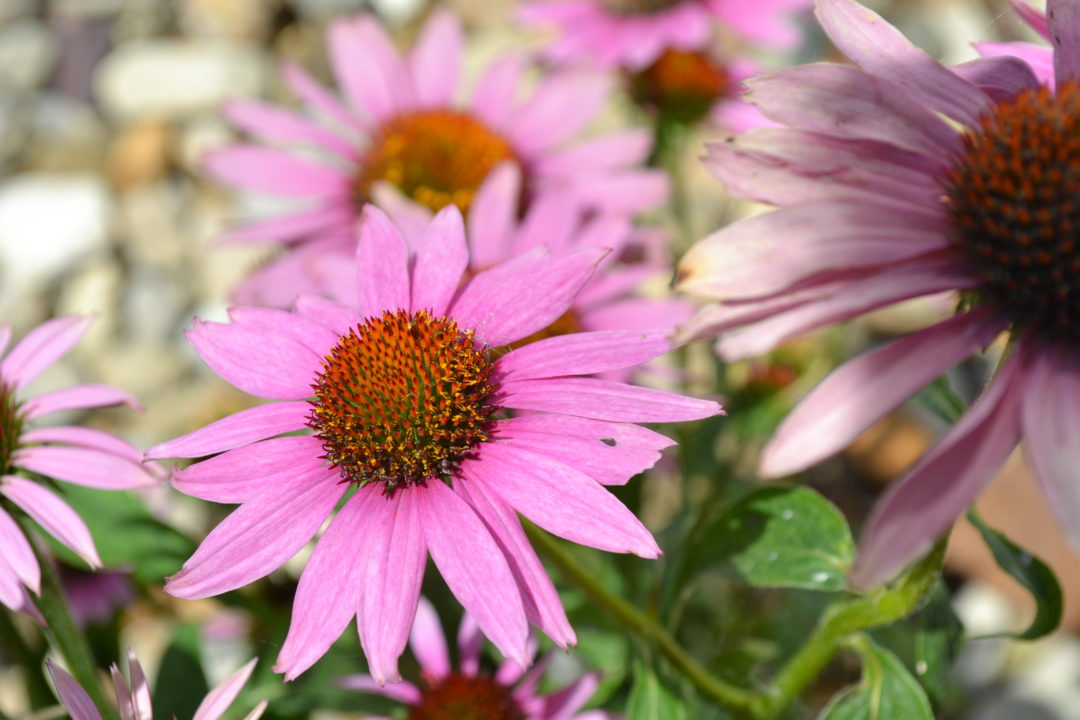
{"left": 628, "top": 660, "right": 688, "bottom": 720}
{"left": 818, "top": 636, "right": 933, "bottom": 720}
{"left": 153, "top": 624, "right": 210, "bottom": 720}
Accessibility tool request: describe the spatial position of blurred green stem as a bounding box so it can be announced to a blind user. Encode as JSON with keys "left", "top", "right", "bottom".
{"left": 0, "top": 607, "right": 54, "bottom": 709}
{"left": 651, "top": 118, "right": 694, "bottom": 254}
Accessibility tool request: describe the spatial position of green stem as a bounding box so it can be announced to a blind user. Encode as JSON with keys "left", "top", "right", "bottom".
{"left": 652, "top": 119, "right": 694, "bottom": 254}
{"left": 524, "top": 523, "right": 758, "bottom": 714}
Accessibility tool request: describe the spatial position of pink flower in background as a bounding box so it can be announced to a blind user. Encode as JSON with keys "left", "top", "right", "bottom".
{"left": 675, "top": 0, "right": 1080, "bottom": 587}
{"left": 208, "top": 9, "right": 667, "bottom": 307}
{"left": 519, "top": 0, "right": 811, "bottom": 70}
{"left": 47, "top": 650, "right": 264, "bottom": 720}
{"left": 340, "top": 597, "right": 619, "bottom": 720}
{"left": 0, "top": 317, "right": 157, "bottom": 616}
{"left": 147, "top": 206, "right": 721, "bottom": 683}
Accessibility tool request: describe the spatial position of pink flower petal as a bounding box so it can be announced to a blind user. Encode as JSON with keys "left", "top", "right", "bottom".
{"left": 0, "top": 316, "right": 93, "bottom": 390}
{"left": 537, "top": 671, "right": 601, "bottom": 720}
{"left": 0, "top": 559, "right": 26, "bottom": 610}
{"left": 294, "top": 295, "right": 364, "bottom": 337}
{"left": 457, "top": 612, "right": 484, "bottom": 676}
{"left": 356, "top": 206, "right": 411, "bottom": 319}
{"left": 409, "top": 597, "right": 451, "bottom": 680}
{"left": 204, "top": 145, "right": 351, "bottom": 197}
{"left": 46, "top": 661, "right": 103, "bottom": 720}
{"left": 0, "top": 325, "right": 10, "bottom": 357}
{"left": 951, "top": 55, "right": 1041, "bottom": 101}
{"left": 1, "top": 476, "right": 101, "bottom": 568}
{"left": 816, "top": 0, "right": 989, "bottom": 124}
{"left": 761, "top": 307, "right": 1005, "bottom": 478}
{"left": 329, "top": 16, "right": 413, "bottom": 123}
{"left": 223, "top": 99, "right": 358, "bottom": 159}
{"left": 418, "top": 479, "right": 529, "bottom": 668}
{"left": 166, "top": 467, "right": 346, "bottom": 599}
{"left": 558, "top": 169, "right": 669, "bottom": 214}
{"left": 468, "top": 443, "right": 660, "bottom": 557}
{"left": 281, "top": 60, "right": 362, "bottom": 132}
{"left": 496, "top": 330, "right": 670, "bottom": 381}
{"left": 510, "top": 191, "right": 580, "bottom": 256}
{"left": 1012, "top": 0, "right": 1051, "bottom": 39}
{"left": 186, "top": 320, "right": 319, "bottom": 401}
{"left": 193, "top": 658, "right": 258, "bottom": 720}
{"left": 533, "top": 129, "right": 651, "bottom": 178}
{"left": 124, "top": 650, "right": 152, "bottom": 720}
{"left": 850, "top": 351, "right": 1025, "bottom": 589}
{"left": 498, "top": 376, "right": 722, "bottom": 422}
{"left": 1049, "top": 0, "right": 1080, "bottom": 82}
{"left": 21, "top": 384, "right": 140, "bottom": 420}
{"left": 506, "top": 72, "right": 610, "bottom": 156}
{"left": 336, "top": 674, "right": 422, "bottom": 704}
{"left": 227, "top": 306, "right": 340, "bottom": 357}
{"left": 467, "top": 163, "right": 521, "bottom": 270}
{"left": 13, "top": 446, "right": 157, "bottom": 490}
{"left": 22, "top": 426, "right": 142, "bottom": 463}
{"left": 470, "top": 55, "right": 527, "bottom": 131}
{"left": 0, "top": 508, "right": 38, "bottom": 593}
{"left": 411, "top": 206, "right": 469, "bottom": 316}
{"left": 360, "top": 490, "right": 427, "bottom": 685}
{"left": 172, "top": 436, "right": 324, "bottom": 504}
{"left": 220, "top": 205, "right": 353, "bottom": 245}
{"left": 145, "top": 401, "right": 311, "bottom": 459}
{"left": 410, "top": 9, "right": 462, "bottom": 108}
{"left": 974, "top": 41, "right": 1055, "bottom": 87}
{"left": 276, "top": 487, "right": 380, "bottom": 680}
{"left": 370, "top": 183, "right": 432, "bottom": 248}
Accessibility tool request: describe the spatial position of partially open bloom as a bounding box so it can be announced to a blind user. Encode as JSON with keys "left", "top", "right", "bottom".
{"left": 519, "top": 0, "right": 810, "bottom": 70}
{"left": 147, "top": 206, "right": 721, "bottom": 682}
{"left": 676, "top": 0, "right": 1080, "bottom": 587}
{"left": 0, "top": 317, "right": 156, "bottom": 616}
{"left": 47, "top": 650, "right": 264, "bottom": 720}
{"left": 209, "top": 9, "right": 667, "bottom": 307}
{"left": 340, "top": 598, "right": 619, "bottom": 720}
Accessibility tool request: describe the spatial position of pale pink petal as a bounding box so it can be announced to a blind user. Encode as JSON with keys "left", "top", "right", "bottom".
{"left": 145, "top": 401, "right": 311, "bottom": 459}
{"left": 228, "top": 306, "right": 340, "bottom": 357}
{"left": 973, "top": 41, "right": 1055, "bottom": 87}
{"left": 294, "top": 295, "right": 364, "bottom": 336}
{"left": 580, "top": 297, "right": 691, "bottom": 336}
{"left": 509, "top": 192, "right": 581, "bottom": 257}
{"left": 498, "top": 376, "right": 722, "bottom": 422}
{"left": 220, "top": 206, "right": 353, "bottom": 245}
{"left": 243, "top": 700, "right": 268, "bottom": 720}
{"left": 1049, "top": 0, "right": 1080, "bottom": 82}
{"left": 532, "top": 129, "right": 652, "bottom": 177}
{"left": 410, "top": 9, "right": 462, "bottom": 108}
{"left": 1, "top": 316, "right": 93, "bottom": 390}
{"left": 276, "top": 487, "right": 380, "bottom": 680}
{"left": 0, "top": 508, "right": 38, "bottom": 593}
{"left": 46, "top": 661, "right": 103, "bottom": 720}
{"left": 409, "top": 597, "right": 452, "bottom": 680}
{"left": 22, "top": 426, "right": 142, "bottom": 463}
{"left": 282, "top": 60, "right": 362, "bottom": 131}
{"left": 0, "top": 559, "right": 26, "bottom": 610}
{"left": 21, "top": 384, "right": 140, "bottom": 420}
{"left": 851, "top": 352, "right": 1025, "bottom": 588}
{"left": 452, "top": 248, "right": 606, "bottom": 346}
{"left": 506, "top": 72, "right": 610, "bottom": 156}
{"left": 125, "top": 650, "right": 152, "bottom": 720}
{"left": 360, "top": 490, "right": 427, "bottom": 685}
{"left": 951, "top": 55, "right": 1041, "bottom": 101}
{"left": 113, "top": 664, "right": 137, "bottom": 720}
{"left": 223, "top": 99, "right": 358, "bottom": 158}
{"left": 193, "top": 658, "right": 258, "bottom": 720}
{"left": 816, "top": 0, "right": 989, "bottom": 124}
{"left": 186, "top": 320, "right": 319, "bottom": 400}
{"left": 204, "top": 145, "right": 351, "bottom": 197}
{"left": 457, "top": 612, "right": 484, "bottom": 675}
{"left": 558, "top": 169, "right": 669, "bottom": 214}
{"left": 13, "top": 447, "right": 157, "bottom": 490}
{"left": 411, "top": 206, "right": 469, "bottom": 316}
{"left": 538, "top": 671, "right": 601, "bottom": 720}
{"left": 467, "top": 163, "right": 521, "bottom": 269}
{"left": 418, "top": 479, "right": 529, "bottom": 667}
{"left": 172, "top": 436, "right": 324, "bottom": 504}
{"left": 761, "top": 307, "right": 1005, "bottom": 478}
{"left": 470, "top": 55, "right": 526, "bottom": 131}
{"left": 370, "top": 182, "right": 433, "bottom": 248}
{"left": 356, "top": 206, "right": 411, "bottom": 318}
{"left": 165, "top": 467, "right": 345, "bottom": 599}
{"left": 336, "top": 674, "right": 422, "bottom": 704}
{"left": 1, "top": 476, "right": 100, "bottom": 568}
{"left": 329, "top": 16, "right": 413, "bottom": 123}
{"left": 468, "top": 443, "right": 660, "bottom": 557}
{"left": 496, "top": 330, "right": 669, "bottom": 381}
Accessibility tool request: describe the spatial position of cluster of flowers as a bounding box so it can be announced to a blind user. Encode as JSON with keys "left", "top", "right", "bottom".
{"left": 3, "top": 0, "right": 1076, "bottom": 715}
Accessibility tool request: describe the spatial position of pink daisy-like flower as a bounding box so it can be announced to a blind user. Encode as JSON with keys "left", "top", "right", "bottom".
{"left": 209, "top": 9, "right": 667, "bottom": 308}
{"left": 47, "top": 650, "right": 265, "bottom": 720}
{"left": 0, "top": 317, "right": 157, "bottom": 616}
{"left": 339, "top": 597, "right": 619, "bottom": 720}
{"left": 147, "top": 206, "right": 721, "bottom": 683}
{"left": 519, "top": 0, "right": 811, "bottom": 71}
{"left": 675, "top": 0, "right": 1080, "bottom": 588}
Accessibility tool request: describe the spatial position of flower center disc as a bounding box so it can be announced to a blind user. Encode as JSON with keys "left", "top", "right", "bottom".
{"left": 946, "top": 79, "right": 1080, "bottom": 344}
{"left": 0, "top": 384, "right": 19, "bottom": 475}
{"left": 600, "top": 0, "right": 685, "bottom": 14}
{"left": 409, "top": 673, "right": 524, "bottom": 720}
{"left": 629, "top": 49, "right": 729, "bottom": 123}
{"left": 309, "top": 310, "right": 496, "bottom": 493}
{"left": 355, "top": 110, "right": 517, "bottom": 214}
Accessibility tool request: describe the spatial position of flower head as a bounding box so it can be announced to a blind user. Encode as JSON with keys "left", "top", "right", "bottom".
{"left": 208, "top": 9, "right": 667, "bottom": 307}
{"left": 675, "top": 0, "right": 1080, "bottom": 587}
{"left": 0, "top": 317, "right": 156, "bottom": 616}
{"left": 47, "top": 650, "right": 264, "bottom": 720}
{"left": 340, "top": 597, "right": 619, "bottom": 720}
{"left": 148, "top": 206, "right": 721, "bottom": 683}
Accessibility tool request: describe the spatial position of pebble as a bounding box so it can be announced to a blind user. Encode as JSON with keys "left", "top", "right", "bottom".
{"left": 0, "top": 20, "right": 55, "bottom": 90}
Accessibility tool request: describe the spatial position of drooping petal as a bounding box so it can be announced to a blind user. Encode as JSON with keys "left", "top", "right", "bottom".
{"left": 536, "top": 671, "right": 602, "bottom": 720}
{"left": 1, "top": 476, "right": 100, "bottom": 569}
{"left": 457, "top": 612, "right": 484, "bottom": 676}
{"left": 1012, "top": 0, "right": 1051, "bottom": 39}
{"left": 46, "top": 661, "right": 103, "bottom": 720}
{"left": 203, "top": 146, "right": 351, "bottom": 197}
{"left": 498, "top": 376, "right": 722, "bottom": 422}
{"left": 951, "top": 55, "right": 1041, "bottom": 101}
{"left": 1049, "top": 0, "right": 1080, "bottom": 82}
{"left": 125, "top": 650, "right": 152, "bottom": 720}
{"left": 973, "top": 41, "right": 1055, "bottom": 87}
{"left": 145, "top": 401, "right": 311, "bottom": 459}
{"left": 0, "top": 508, "right": 38, "bottom": 593}
{"left": 171, "top": 436, "right": 325, "bottom": 504}
{"left": 356, "top": 206, "right": 411, "bottom": 319}
{"left": 12, "top": 446, "right": 158, "bottom": 490}
{"left": 186, "top": 320, "right": 319, "bottom": 400}
{"left": 409, "top": 597, "right": 451, "bottom": 681}
{"left": 495, "top": 330, "right": 670, "bottom": 381}
{"left": 0, "top": 316, "right": 92, "bottom": 390}
{"left": 21, "top": 384, "right": 141, "bottom": 420}
{"left": 410, "top": 9, "right": 462, "bottom": 108}
{"left": 193, "top": 658, "right": 258, "bottom": 720}
{"left": 410, "top": 206, "right": 469, "bottom": 316}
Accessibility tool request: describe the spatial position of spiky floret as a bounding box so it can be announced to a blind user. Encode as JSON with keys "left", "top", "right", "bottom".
{"left": 410, "top": 673, "right": 524, "bottom": 720}
{"left": 309, "top": 310, "right": 496, "bottom": 494}
{"left": 945, "top": 79, "right": 1080, "bottom": 345}
{"left": 354, "top": 111, "right": 517, "bottom": 214}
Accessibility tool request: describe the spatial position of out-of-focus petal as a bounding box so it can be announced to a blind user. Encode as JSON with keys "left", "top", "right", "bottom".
{"left": 46, "top": 661, "right": 103, "bottom": 720}
{"left": 193, "top": 658, "right": 259, "bottom": 720}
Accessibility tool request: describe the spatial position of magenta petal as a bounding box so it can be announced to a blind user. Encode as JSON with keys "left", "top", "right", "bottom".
{"left": 850, "top": 351, "right": 1025, "bottom": 589}
{"left": 47, "top": 661, "right": 103, "bottom": 720}
{"left": 186, "top": 320, "right": 319, "bottom": 400}
{"left": 0, "top": 315, "right": 92, "bottom": 390}
{"left": 409, "top": 597, "right": 451, "bottom": 680}
{"left": 336, "top": 674, "right": 422, "bottom": 704}
{"left": 281, "top": 60, "right": 362, "bottom": 131}
{"left": 0, "top": 508, "right": 39, "bottom": 593}
{"left": 172, "top": 436, "right": 324, "bottom": 504}
{"left": 145, "top": 401, "right": 311, "bottom": 459}
{"left": 410, "top": 9, "right": 462, "bottom": 108}
{"left": 220, "top": 206, "right": 353, "bottom": 245}
{"left": 124, "top": 650, "right": 152, "bottom": 720}
{"left": 223, "top": 99, "right": 358, "bottom": 158}
{"left": 973, "top": 41, "right": 1056, "bottom": 87}
{"left": 1012, "top": 0, "right": 1051, "bottom": 39}
{"left": 0, "top": 560, "right": 25, "bottom": 610}
{"left": 13, "top": 447, "right": 157, "bottom": 490}
{"left": 562, "top": 169, "right": 669, "bottom": 214}
{"left": 329, "top": 16, "right": 413, "bottom": 123}
{"left": 22, "top": 426, "right": 142, "bottom": 463}
{"left": 471, "top": 55, "right": 526, "bottom": 130}
{"left": 356, "top": 206, "right": 411, "bottom": 318}
{"left": 469, "top": 443, "right": 660, "bottom": 557}
{"left": 166, "top": 467, "right": 346, "bottom": 599}
{"left": 418, "top": 479, "right": 529, "bottom": 667}
{"left": 498, "top": 376, "right": 722, "bottom": 423}
{"left": 467, "top": 163, "right": 521, "bottom": 270}
{"left": 533, "top": 129, "right": 651, "bottom": 177}
{"left": 537, "top": 671, "right": 602, "bottom": 719}
{"left": 457, "top": 613, "right": 484, "bottom": 676}
{"left": 507, "top": 72, "right": 610, "bottom": 156}
{"left": 951, "top": 55, "right": 1041, "bottom": 101}
{"left": 22, "top": 384, "right": 140, "bottom": 420}
{"left": 204, "top": 145, "right": 351, "bottom": 197}
{"left": 1, "top": 476, "right": 101, "bottom": 568}
{"left": 193, "top": 658, "right": 258, "bottom": 720}
{"left": 761, "top": 308, "right": 1006, "bottom": 477}
{"left": 496, "top": 330, "right": 670, "bottom": 381}
{"left": 1049, "top": 0, "right": 1080, "bottom": 82}
{"left": 276, "top": 487, "right": 380, "bottom": 681}
{"left": 228, "top": 306, "right": 340, "bottom": 357}
{"left": 360, "top": 489, "right": 427, "bottom": 685}
{"left": 294, "top": 295, "right": 364, "bottom": 336}
{"left": 411, "top": 206, "right": 469, "bottom": 316}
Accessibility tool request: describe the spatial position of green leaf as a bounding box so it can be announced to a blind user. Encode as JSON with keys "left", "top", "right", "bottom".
{"left": 967, "top": 509, "right": 1063, "bottom": 640}
{"left": 694, "top": 487, "right": 855, "bottom": 591}
{"left": 627, "top": 661, "right": 687, "bottom": 720}
{"left": 818, "top": 636, "right": 934, "bottom": 720}
{"left": 915, "top": 375, "right": 967, "bottom": 425}
{"left": 152, "top": 624, "right": 209, "bottom": 720}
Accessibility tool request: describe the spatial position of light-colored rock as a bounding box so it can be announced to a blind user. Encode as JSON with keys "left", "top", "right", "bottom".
{"left": 107, "top": 119, "right": 172, "bottom": 190}
{"left": 95, "top": 40, "right": 268, "bottom": 121}
{"left": 0, "top": 20, "right": 55, "bottom": 90}
{"left": 289, "top": 0, "right": 366, "bottom": 21}
{"left": 28, "top": 94, "right": 109, "bottom": 172}
{"left": 179, "top": 0, "right": 280, "bottom": 39}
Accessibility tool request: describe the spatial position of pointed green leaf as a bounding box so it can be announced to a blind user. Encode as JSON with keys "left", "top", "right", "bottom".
{"left": 627, "top": 661, "right": 687, "bottom": 720}
{"left": 818, "top": 636, "right": 933, "bottom": 720}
